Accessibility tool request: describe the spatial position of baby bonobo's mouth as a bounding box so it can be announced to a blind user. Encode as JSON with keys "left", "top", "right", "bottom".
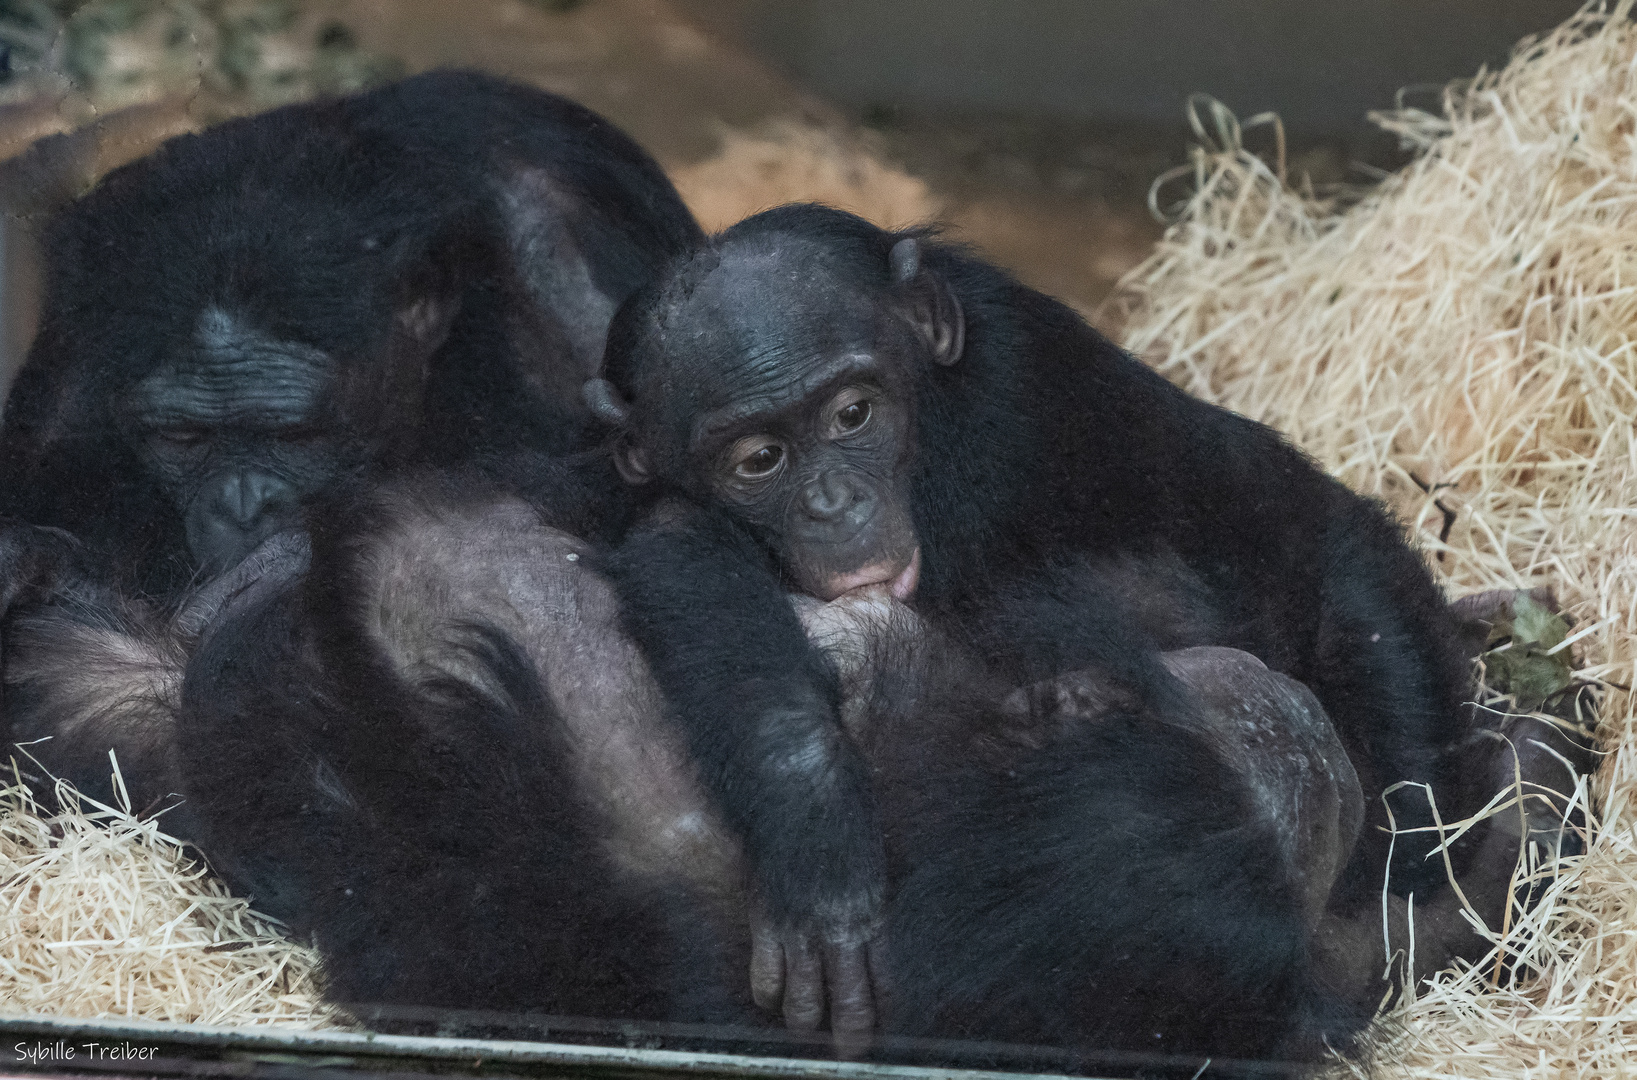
{"left": 820, "top": 547, "right": 921, "bottom": 601}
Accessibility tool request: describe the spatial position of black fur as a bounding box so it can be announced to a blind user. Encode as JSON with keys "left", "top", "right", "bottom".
{"left": 0, "top": 71, "right": 698, "bottom": 797}
{"left": 169, "top": 473, "right": 1338, "bottom": 1067}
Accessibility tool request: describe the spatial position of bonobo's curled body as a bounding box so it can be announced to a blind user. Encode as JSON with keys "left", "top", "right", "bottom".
{"left": 172, "top": 478, "right": 1584, "bottom": 1064}
{"left": 580, "top": 205, "right": 1486, "bottom": 1037}
{"left": 167, "top": 477, "right": 1340, "bottom": 1059}
{"left": 0, "top": 71, "right": 701, "bottom": 800}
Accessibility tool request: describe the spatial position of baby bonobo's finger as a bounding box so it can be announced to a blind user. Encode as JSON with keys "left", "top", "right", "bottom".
{"left": 782, "top": 937, "right": 826, "bottom": 1031}
{"left": 825, "top": 941, "right": 876, "bottom": 1058}
{"left": 750, "top": 920, "right": 786, "bottom": 1011}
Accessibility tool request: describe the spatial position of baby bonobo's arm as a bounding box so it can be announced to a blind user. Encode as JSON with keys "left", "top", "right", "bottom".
{"left": 604, "top": 503, "right": 885, "bottom": 1045}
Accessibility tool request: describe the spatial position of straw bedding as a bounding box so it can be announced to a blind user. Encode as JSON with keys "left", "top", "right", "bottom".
{"left": 667, "top": 121, "right": 941, "bottom": 234}
{"left": 3, "top": 3, "right": 1636, "bottom": 1074}
{"left": 0, "top": 774, "right": 336, "bottom": 1027}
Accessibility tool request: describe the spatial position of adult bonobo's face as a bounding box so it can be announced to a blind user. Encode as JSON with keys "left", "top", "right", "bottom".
{"left": 590, "top": 223, "right": 963, "bottom": 601}
{"left": 116, "top": 297, "right": 451, "bottom": 579}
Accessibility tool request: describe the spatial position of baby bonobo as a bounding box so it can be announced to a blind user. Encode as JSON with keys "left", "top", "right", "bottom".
{"left": 583, "top": 204, "right": 1493, "bottom": 1039}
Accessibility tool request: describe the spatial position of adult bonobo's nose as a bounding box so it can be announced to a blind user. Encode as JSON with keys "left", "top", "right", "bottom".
{"left": 186, "top": 468, "right": 300, "bottom": 577}
{"left": 800, "top": 473, "right": 856, "bottom": 522}
{"left": 223, "top": 470, "right": 293, "bottom": 527}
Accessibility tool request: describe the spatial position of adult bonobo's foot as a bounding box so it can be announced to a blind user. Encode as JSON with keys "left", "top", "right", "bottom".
{"left": 1160, "top": 647, "right": 1365, "bottom": 927}
{"left": 1008, "top": 648, "right": 1363, "bottom": 934}
{"left": 1451, "top": 585, "right": 1598, "bottom": 873}
{"left": 0, "top": 520, "right": 91, "bottom": 713}
{"left": 0, "top": 520, "right": 87, "bottom": 620}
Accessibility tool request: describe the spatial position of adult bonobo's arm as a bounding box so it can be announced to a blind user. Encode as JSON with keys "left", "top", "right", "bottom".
{"left": 601, "top": 503, "right": 885, "bottom": 1042}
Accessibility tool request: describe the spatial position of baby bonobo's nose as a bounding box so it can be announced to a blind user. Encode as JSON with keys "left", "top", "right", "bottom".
{"left": 801, "top": 474, "right": 854, "bottom": 521}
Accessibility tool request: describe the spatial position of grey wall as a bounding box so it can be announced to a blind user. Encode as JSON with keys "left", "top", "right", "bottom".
{"left": 716, "top": 0, "right": 1586, "bottom": 137}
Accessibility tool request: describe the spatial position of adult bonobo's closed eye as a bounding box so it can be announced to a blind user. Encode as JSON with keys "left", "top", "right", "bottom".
{"left": 589, "top": 204, "right": 1479, "bottom": 1041}
{"left": 0, "top": 70, "right": 701, "bottom": 599}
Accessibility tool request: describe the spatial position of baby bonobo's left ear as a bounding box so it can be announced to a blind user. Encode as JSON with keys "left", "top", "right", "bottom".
{"left": 889, "top": 236, "right": 964, "bottom": 366}
{"left": 582, "top": 378, "right": 653, "bottom": 484}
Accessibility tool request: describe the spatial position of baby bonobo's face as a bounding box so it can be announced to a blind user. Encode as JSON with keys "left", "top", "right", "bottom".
{"left": 688, "top": 347, "right": 921, "bottom": 602}
{"left": 617, "top": 236, "right": 930, "bottom": 601}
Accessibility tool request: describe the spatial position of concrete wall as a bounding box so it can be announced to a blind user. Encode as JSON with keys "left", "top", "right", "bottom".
{"left": 711, "top": 0, "right": 1586, "bottom": 139}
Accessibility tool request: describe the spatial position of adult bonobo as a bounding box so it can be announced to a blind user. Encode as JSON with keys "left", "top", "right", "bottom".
{"left": 0, "top": 70, "right": 701, "bottom": 598}
{"left": 0, "top": 71, "right": 700, "bottom": 799}
{"left": 583, "top": 205, "right": 1481, "bottom": 1038}
{"left": 166, "top": 469, "right": 1361, "bottom": 1060}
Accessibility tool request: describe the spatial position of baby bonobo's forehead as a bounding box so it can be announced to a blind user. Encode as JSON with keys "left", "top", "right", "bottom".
{"left": 668, "top": 236, "right": 879, "bottom": 403}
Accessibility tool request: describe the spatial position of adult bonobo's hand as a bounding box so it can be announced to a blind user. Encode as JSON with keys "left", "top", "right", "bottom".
{"left": 172, "top": 529, "right": 312, "bottom": 642}
{"left": 0, "top": 519, "right": 86, "bottom": 615}
{"left": 0, "top": 520, "right": 88, "bottom": 628}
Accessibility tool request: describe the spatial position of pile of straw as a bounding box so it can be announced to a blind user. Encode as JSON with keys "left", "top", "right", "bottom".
{"left": 1113, "top": 2, "right": 1637, "bottom": 1074}
{"left": 0, "top": 774, "right": 337, "bottom": 1028}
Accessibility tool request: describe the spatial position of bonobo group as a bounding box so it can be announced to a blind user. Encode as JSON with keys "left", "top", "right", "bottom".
{"left": 0, "top": 71, "right": 1590, "bottom": 1071}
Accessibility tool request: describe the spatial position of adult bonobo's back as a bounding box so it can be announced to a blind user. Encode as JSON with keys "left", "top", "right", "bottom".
{"left": 585, "top": 203, "right": 1475, "bottom": 1038}
{"left": 0, "top": 70, "right": 700, "bottom": 597}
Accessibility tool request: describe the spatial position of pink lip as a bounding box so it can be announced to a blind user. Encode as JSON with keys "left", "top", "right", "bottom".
{"left": 821, "top": 547, "right": 921, "bottom": 601}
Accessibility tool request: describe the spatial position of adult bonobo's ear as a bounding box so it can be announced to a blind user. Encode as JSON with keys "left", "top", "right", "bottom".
{"left": 348, "top": 292, "right": 459, "bottom": 435}
{"left": 889, "top": 236, "right": 964, "bottom": 366}
{"left": 583, "top": 378, "right": 654, "bottom": 484}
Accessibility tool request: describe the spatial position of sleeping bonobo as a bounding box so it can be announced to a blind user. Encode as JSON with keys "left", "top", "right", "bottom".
{"left": 169, "top": 474, "right": 1363, "bottom": 1059}
{"left": 0, "top": 70, "right": 701, "bottom": 804}
{"left": 582, "top": 204, "right": 1556, "bottom": 1046}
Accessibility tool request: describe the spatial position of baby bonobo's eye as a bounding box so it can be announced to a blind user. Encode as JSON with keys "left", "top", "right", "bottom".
{"left": 830, "top": 388, "right": 874, "bottom": 437}
{"left": 731, "top": 438, "right": 785, "bottom": 480}
{"left": 836, "top": 400, "right": 871, "bottom": 432}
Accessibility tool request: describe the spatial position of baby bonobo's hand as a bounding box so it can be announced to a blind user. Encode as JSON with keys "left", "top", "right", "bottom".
{"left": 746, "top": 588, "right": 921, "bottom": 1054}
{"left": 749, "top": 901, "right": 883, "bottom": 1057}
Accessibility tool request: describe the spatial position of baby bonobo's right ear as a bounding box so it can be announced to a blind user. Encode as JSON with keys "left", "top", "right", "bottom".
{"left": 582, "top": 378, "right": 653, "bottom": 485}
{"left": 889, "top": 236, "right": 964, "bottom": 367}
